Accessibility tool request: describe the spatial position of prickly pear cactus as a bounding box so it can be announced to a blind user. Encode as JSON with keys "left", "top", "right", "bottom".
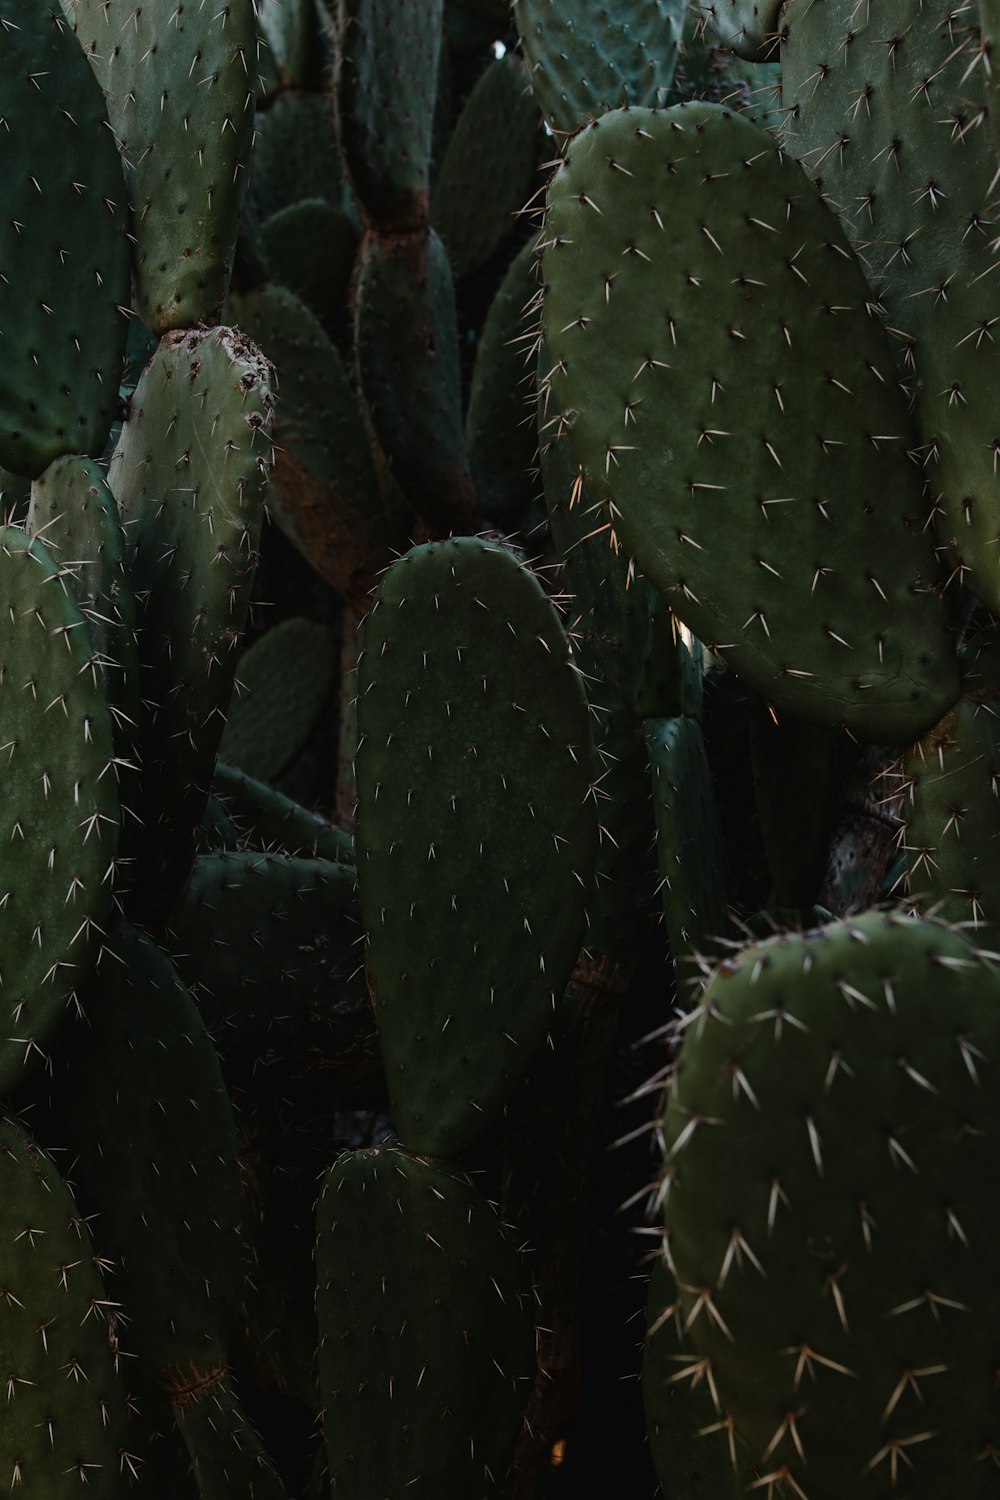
{"left": 355, "top": 536, "right": 598, "bottom": 1153}
{"left": 542, "top": 103, "right": 958, "bottom": 742}
{"left": 68, "top": 0, "right": 258, "bottom": 331}
{"left": 0, "top": 0, "right": 129, "bottom": 477}
{"left": 662, "top": 911, "right": 1000, "bottom": 1497}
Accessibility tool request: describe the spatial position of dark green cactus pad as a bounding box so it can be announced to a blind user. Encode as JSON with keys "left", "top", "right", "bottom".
{"left": 356, "top": 537, "right": 598, "bottom": 1154}
{"left": 257, "top": 0, "right": 329, "bottom": 90}
{"left": 646, "top": 715, "right": 731, "bottom": 976}
{"left": 513, "top": 0, "right": 684, "bottom": 136}
{"left": 643, "top": 1257, "right": 753, "bottom": 1496}
{"left": 0, "top": 526, "right": 120, "bottom": 1089}
{"left": 70, "top": 0, "right": 258, "bottom": 332}
{"left": 700, "top": 0, "right": 783, "bottom": 61}
{"left": 109, "top": 326, "right": 273, "bottom": 911}
{"left": 173, "top": 1377, "right": 287, "bottom": 1500}
{"left": 0, "top": 1, "right": 129, "bottom": 479}
{"left": 662, "top": 911, "right": 1000, "bottom": 1498}
{"left": 251, "top": 92, "right": 345, "bottom": 223}
{"left": 316, "top": 1146, "right": 535, "bottom": 1498}
{"left": 900, "top": 689, "right": 1000, "bottom": 934}
{"left": 46, "top": 924, "right": 242, "bottom": 1388}
{"left": 0, "top": 1116, "right": 131, "bottom": 1497}
{"left": 335, "top": 0, "right": 443, "bottom": 230}
{"left": 781, "top": 3, "right": 1000, "bottom": 611}
{"left": 220, "top": 617, "right": 337, "bottom": 782}
{"left": 228, "top": 284, "right": 386, "bottom": 614}
{"left": 431, "top": 55, "right": 542, "bottom": 279}
{"left": 467, "top": 237, "right": 540, "bottom": 524}
{"left": 541, "top": 368, "right": 702, "bottom": 722}
{"left": 259, "top": 199, "right": 358, "bottom": 320}
{"left": 213, "top": 762, "right": 355, "bottom": 863}
{"left": 29, "top": 455, "right": 141, "bottom": 773}
{"left": 355, "top": 227, "right": 479, "bottom": 536}
{"left": 197, "top": 793, "right": 241, "bottom": 855}
{"left": 543, "top": 104, "right": 958, "bottom": 743}
{"left": 169, "top": 850, "right": 369, "bottom": 1099}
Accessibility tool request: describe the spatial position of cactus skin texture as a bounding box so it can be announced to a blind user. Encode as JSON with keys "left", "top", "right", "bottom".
{"left": 109, "top": 326, "right": 273, "bottom": 913}
{"left": 514, "top": 0, "right": 685, "bottom": 136}
{"left": 781, "top": 1, "right": 1000, "bottom": 613}
{"left": 542, "top": 103, "right": 958, "bottom": 744}
{"left": 662, "top": 911, "right": 1000, "bottom": 1498}
{"left": 356, "top": 536, "right": 598, "bottom": 1154}
{"left": 316, "top": 1145, "right": 535, "bottom": 1499}
{"left": 0, "top": 0, "right": 129, "bottom": 478}
{"left": 0, "top": 526, "right": 120, "bottom": 1091}
{"left": 68, "top": 0, "right": 258, "bottom": 331}
{"left": 0, "top": 1116, "right": 132, "bottom": 1498}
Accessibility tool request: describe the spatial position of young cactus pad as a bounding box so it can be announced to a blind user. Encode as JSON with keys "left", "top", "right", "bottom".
{"left": 661, "top": 911, "right": 1000, "bottom": 1497}
{"left": 542, "top": 103, "right": 958, "bottom": 743}
{"left": 355, "top": 537, "right": 598, "bottom": 1154}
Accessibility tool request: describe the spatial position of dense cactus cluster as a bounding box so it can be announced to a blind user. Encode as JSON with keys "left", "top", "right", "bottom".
{"left": 2, "top": 0, "right": 1000, "bottom": 1495}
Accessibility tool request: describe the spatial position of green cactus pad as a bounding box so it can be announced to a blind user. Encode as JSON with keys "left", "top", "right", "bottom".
{"left": 513, "top": 0, "right": 684, "bottom": 136}
{"left": 228, "top": 284, "right": 386, "bottom": 614}
{"left": 108, "top": 325, "right": 273, "bottom": 911}
{"left": 646, "top": 714, "right": 731, "bottom": 974}
{"left": 466, "top": 237, "right": 541, "bottom": 524}
{"left": 355, "top": 227, "right": 479, "bottom": 536}
{"left": 900, "top": 688, "right": 1000, "bottom": 934}
{"left": 583, "top": 701, "right": 661, "bottom": 966}
{"left": 0, "top": 1116, "right": 131, "bottom": 1497}
{"left": 316, "top": 1145, "right": 535, "bottom": 1497}
{"left": 251, "top": 92, "right": 345, "bottom": 223}
{"left": 70, "top": 0, "right": 258, "bottom": 331}
{"left": 29, "top": 455, "right": 141, "bottom": 772}
{"left": 212, "top": 762, "right": 355, "bottom": 863}
{"left": 431, "top": 55, "right": 542, "bottom": 279}
{"left": 643, "top": 1257, "right": 752, "bottom": 1496}
{"left": 781, "top": 2, "right": 1000, "bottom": 611}
{"left": 173, "top": 1377, "right": 287, "bottom": 1500}
{"left": 335, "top": 0, "right": 443, "bottom": 230}
{"left": 259, "top": 199, "right": 358, "bottom": 321}
{"left": 0, "top": 526, "right": 120, "bottom": 1088}
{"left": 169, "top": 850, "right": 369, "bottom": 1098}
{"left": 541, "top": 366, "right": 701, "bottom": 722}
{"left": 700, "top": 0, "right": 783, "bottom": 61}
{"left": 662, "top": 911, "right": 1000, "bottom": 1498}
{"left": 220, "top": 617, "right": 336, "bottom": 782}
{"left": 256, "top": 0, "right": 329, "bottom": 90}
{"left": 356, "top": 537, "right": 598, "bottom": 1154}
{"left": 543, "top": 104, "right": 958, "bottom": 743}
{"left": 46, "top": 924, "right": 242, "bottom": 1389}
{"left": 0, "top": 1, "right": 129, "bottom": 478}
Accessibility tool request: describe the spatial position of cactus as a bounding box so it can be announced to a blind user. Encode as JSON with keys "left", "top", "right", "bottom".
{"left": 661, "top": 911, "right": 1000, "bottom": 1497}
{"left": 542, "top": 103, "right": 958, "bottom": 741}
{"left": 68, "top": 0, "right": 258, "bottom": 331}
{"left": 0, "top": 0, "right": 129, "bottom": 477}
{"left": 316, "top": 1145, "right": 535, "bottom": 1497}
{"left": 356, "top": 536, "right": 598, "bottom": 1153}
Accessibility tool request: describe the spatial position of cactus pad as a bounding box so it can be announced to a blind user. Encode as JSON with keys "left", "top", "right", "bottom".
{"left": 356, "top": 537, "right": 598, "bottom": 1153}
{"left": 542, "top": 103, "right": 958, "bottom": 743}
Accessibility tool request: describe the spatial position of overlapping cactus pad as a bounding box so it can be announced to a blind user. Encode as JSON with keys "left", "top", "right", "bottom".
{"left": 0, "top": 0, "right": 129, "bottom": 477}
{"left": 663, "top": 912, "right": 1000, "bottom": 1497}
{"left": 543, "top": 103, "right": 958, "bottom": 742}
{"left": 356, "top": 537, "right": 598, "bottom": 1153}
